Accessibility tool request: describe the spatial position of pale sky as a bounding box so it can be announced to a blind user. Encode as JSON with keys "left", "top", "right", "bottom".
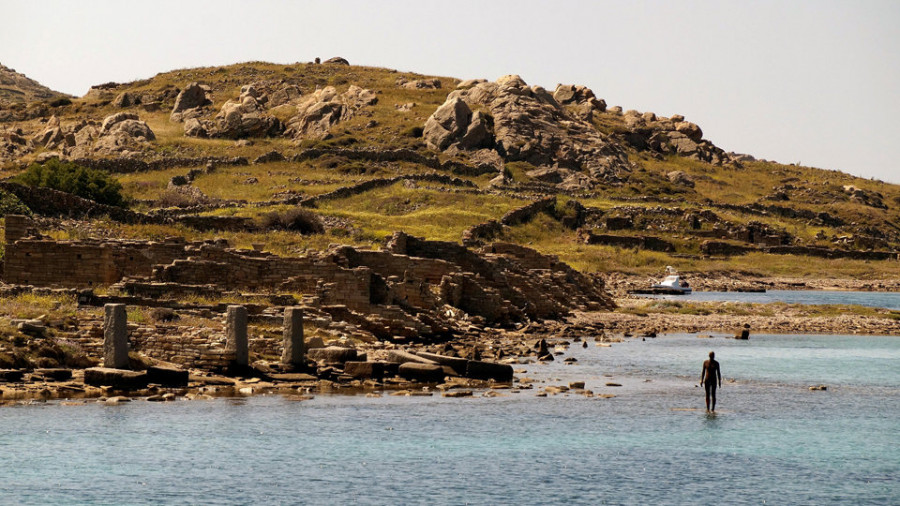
{"left": 2, "top": 0, "right": 898, "bottom": 182}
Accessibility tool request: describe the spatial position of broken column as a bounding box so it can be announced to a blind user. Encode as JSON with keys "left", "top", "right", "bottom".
{"left": 281, "top": 306, "right": 305, "bottom": 366}
{"left": 226, "top": 305, "right": 248, "bottom": 366}
{"left": 103, "top": 303, "right": 129, "bottom": 369}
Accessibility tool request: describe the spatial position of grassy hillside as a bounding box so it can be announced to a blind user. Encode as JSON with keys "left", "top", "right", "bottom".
{"left": 2, "top": 61, "right": 899, "bottom": 281}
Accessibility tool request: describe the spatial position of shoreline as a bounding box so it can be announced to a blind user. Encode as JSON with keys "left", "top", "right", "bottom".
{"left": 2, "top": 309, "right": 898, "bottom": 406}
{"left": 603, "top": 273, "right": 900, "bottom": 296}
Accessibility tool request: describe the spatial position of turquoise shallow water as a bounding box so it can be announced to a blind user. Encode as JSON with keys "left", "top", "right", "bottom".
{"left": 2, "top": 333, "right": 899, "bottom": 505}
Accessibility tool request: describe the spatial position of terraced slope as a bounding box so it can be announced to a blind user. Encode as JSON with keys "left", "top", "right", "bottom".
{"left": 1, "top": 60, "right": 898, "bottom": 280}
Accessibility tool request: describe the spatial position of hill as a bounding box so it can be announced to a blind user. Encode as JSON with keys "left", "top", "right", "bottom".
{"left": 0, "top": 63, "right": 69, "bottom": 104}
{"left": 0, "top": 59, "right": 898, "bottom": 284}
{"left": 0, "top": 59, "right": 898, "bottom": 392}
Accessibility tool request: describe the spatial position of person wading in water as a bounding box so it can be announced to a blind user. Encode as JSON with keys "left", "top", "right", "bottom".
{"left": 700, "top": 351, "right": 722, "bottom": 413}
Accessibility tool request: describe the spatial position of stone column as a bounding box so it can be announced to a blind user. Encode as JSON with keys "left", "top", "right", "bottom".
{"left": 226, "top": 305, "right": 248, "bottom": 366}
{"left": 281, "top": 306, "right": 305, "bottom": 366}
{"left": 103, "top": 303, "right": 129, "bottom": 369}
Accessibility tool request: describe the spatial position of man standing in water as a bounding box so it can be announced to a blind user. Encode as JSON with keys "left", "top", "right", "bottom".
{"left": 700, "top": 351, "right": 722, "bottom": 413}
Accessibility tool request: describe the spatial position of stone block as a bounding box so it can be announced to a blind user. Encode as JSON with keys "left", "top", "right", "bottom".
{"left": 415, "top": 351, "right": 468, "bottom": 376}
{"left": 33, "top": 368, "right": 73, "bottom": 381}
{"left": 0, "top": 369, "right": 25, "bottom": 382}
{"left": 84, "top": 367, "right": 148, "bottom": 390}
{"left": 147, "top": 365, "right": 189, "bottom": 387}
{"left": 343, "top": 361, "right": 385, "bottom": 380}
{"left": 466, "top": 360, "right": 514, "bottom": 382}
{"left": 307, "top": 346, "right": 358, "bottom": 366}
{"left": 387, "top": 350, "right": 436, "bottom": 365}
{"left": 397, "top": 362, "right": 445, "bottom": 383}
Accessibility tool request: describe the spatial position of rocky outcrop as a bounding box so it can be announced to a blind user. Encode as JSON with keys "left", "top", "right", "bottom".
{"left": 284, "top": 85, "right": 377, "bottom": 141}
{"left": 553, "top": 84, "right": 606, "bottom": 120}
{"left": 0, "top": 128, "right": 29, "bottom": 161}
{"left": 182, "top": 84, "right": 286, "bottom": 139}
{"left": 323, "top": 57, "right": 350, "bottom": 65}
{"left": 425, "top": 75, "right": 630, "bottom": 185}
{"left": 28, "top": 113, "right": 156, "bottom": 158}
{"left": 170, "top": 82, "right": 212, "bottom": 122}
{"left": 399, "top": 78, "right": 442, "bottom": 90}
{"left": 423, "top": 97, "right": 493, "bottom": 151}
{"left": 619, "top": 110, "right": 734, "bottom": 165}
{"left": 211, "top": 85, "right": 283, "bottom": 138}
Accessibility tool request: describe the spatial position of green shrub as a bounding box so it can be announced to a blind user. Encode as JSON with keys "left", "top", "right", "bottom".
{"left": 48, "top": 97, "right": 72, "bottom": 107}
{"left": 14, "top": 159, "right": 126, "bottom": 207}
{"left": 0, "top": 190, "right": 31, "bottom": 216}
{"left": 258, "top": 208, "right": 325, "bottom": 234}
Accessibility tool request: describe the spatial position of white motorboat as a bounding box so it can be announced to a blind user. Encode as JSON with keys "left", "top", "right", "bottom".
{"left": 650, "top": 266, "right": 692, "bottom": 294}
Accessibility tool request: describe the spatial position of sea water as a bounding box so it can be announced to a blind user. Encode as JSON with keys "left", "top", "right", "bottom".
{"left": 645, "top": 289, "right": 900, "bottom": 310}
{"left": 1, "top": 334, "right": 898, "bottom": 505}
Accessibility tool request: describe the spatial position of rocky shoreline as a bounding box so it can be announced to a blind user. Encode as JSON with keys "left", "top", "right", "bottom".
{"left": 604, "top": 273, "right": 900, "bottom": 296}
{"left": 2, "top": 299, "right": 898, "bottom": 406}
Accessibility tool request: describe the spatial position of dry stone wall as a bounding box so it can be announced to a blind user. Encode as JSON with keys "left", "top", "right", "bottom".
{"left": 3, "top": 216, "right": 207, "bottom": 287}
{"left": 71, "top": 156, "right": 249, "bottom": 174}
{"left": 291, "top": 148, "right": 497, "bottom": 177}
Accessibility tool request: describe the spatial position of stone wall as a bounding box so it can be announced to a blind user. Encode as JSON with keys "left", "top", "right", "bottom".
{"left": 462, "top": 196, "right": 557, "bottom": 246}
{"left": 579, "top": 231, "right": 675, "bottom": 252}
{"left": 2, "top": 216, "right": 207, "bottom": 287}
{"left": 4, "top": 216, "right": 615, "bottom": 334}
{"left": 294, "top": 173, "right": 477, "bottom": 207}
{"left": 291, "top": 148, "right": 497, "bottom": 177}
{"left": 0, "top": 183, "right": 150, "bottom": 223}
{"left": 71, "top": 155, "right": 248, "bottom": 174}
{"left": 700, "top": 240, "right": 899, "bottom": 260}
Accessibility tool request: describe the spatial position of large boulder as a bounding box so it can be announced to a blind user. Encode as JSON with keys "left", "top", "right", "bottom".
{"left": 553, "top": 84, "right": 606, "bottom": 112}
{"left": 675, "top": 121, "right": 703, "bottom": 142}
{"left": 284, "top": 85, "right": 377, "bottom": 141}
{"left": 323, "top": 56, "right": 350, "bottom": 65}
{"left": 171, "top": 82, "right": 212, "bottom": 121}
{"left": 268, "top": 85, "right": 302, "bottom": 107}
{"left": 423, "top": 97, "right": 472, "bottom": 151}
{"left": 212, "top": 93, "right": 282, "bottom": 139}
{"left": 64, "top": 112, "right": 157, "bottom": 155}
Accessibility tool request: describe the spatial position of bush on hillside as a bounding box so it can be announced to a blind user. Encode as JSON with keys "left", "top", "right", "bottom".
{"left": 258, "top": 208, "right": 325, "bottom": 234}
{"left": 0, "top": 190, "right": 31, "bottom": 217}
{"left": 13, "top": 159, "right": 126, "bottom": 207}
